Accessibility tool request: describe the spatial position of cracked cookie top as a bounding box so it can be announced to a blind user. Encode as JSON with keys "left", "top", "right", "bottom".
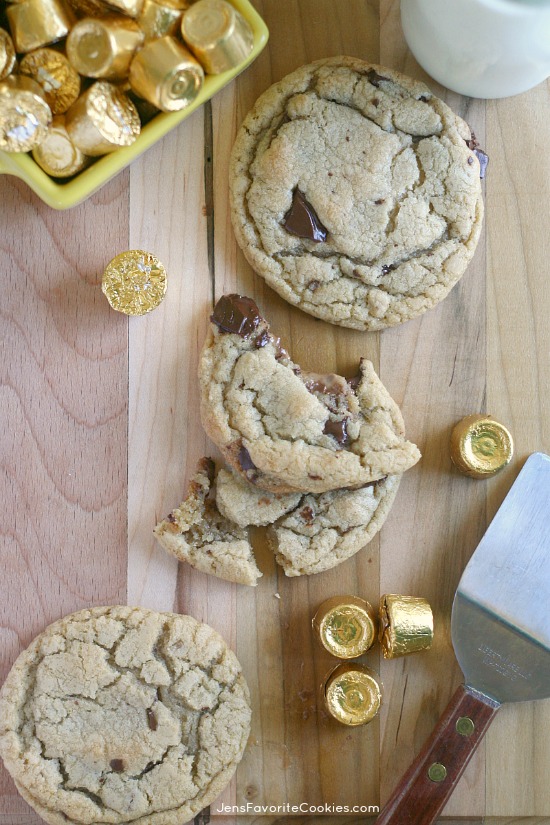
{"left": 0, "top": 606, "right": 251, "bottom": 825}
{"left": 229, "top": 56, "right": 484, "bottom": 330}
{"left": 199, "top": 294, "right": 420, "bottom": 494}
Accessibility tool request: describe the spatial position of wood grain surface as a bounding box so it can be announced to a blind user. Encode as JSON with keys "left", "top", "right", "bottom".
{"left": 1, "top": 1, "right": 550, "bottom": 823}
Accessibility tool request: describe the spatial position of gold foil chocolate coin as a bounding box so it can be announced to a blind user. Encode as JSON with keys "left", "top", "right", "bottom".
{"left": 20, "top": 49, "right": 81, "bottom": 114}
{"left": 0, "top": 76, "right": 52, "bottom": 152}
{"left": 324, "top": 663, "right": 381, "bottom": 727}
{"left": 379, "top": 594, "right": 434, "bottom": 659}
{"left": 102, "top": 250, "right": 167, "bottom": 315}
{"left": 313, "top": 595, "right": 376, "bottom": 659}
{"left": 450, "top": 414, "right": 513, "bottom": 479}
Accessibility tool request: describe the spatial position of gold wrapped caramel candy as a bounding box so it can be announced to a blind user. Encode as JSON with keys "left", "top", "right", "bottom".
{"left": 324, "top": 663, "right": 382, "bottom": 727}
{"left": 129, "top": 36, "right": 203, "bottom": 112}
{"left": 181, "top": 0, "right": 254, "bottom": 74}
{"left": 0, "top": 29, "right": 16, "bottom": 82}
{"left": 450, "top": 414, "right": 514, "bottom": 479}
{"left": 104, "top": 0, "right": 144, "bottom": 17}
{"left": 7, "top": 0, "right": 75, "bottom": 53}
{"left": 67, "top": 16, "right": 144, "bottom": 80}
{"left": 379, "top": 594, "right": 434, "bottom": 659}
{"left": 313, "top": 595, "right": 376, "bottom": 659}
{"left": 138, "top": 0, "right": 184, "bottom": 40}
{"left": 32, "top": 115, "right": 89, "bottom": 177}
{"left": 65, "top": 81, "right": 140, "bottom": 155}
{"left": 102, "top": 250, "right": 167, "bottom": 315}
{"left": 20, "top": 49, "right": 81, "bottom": 115}
{"left": 0, "top": 76, "right": 52, "bottom": 152}
{"left": 66, "top": 0, "right": 108, "bottom": 16}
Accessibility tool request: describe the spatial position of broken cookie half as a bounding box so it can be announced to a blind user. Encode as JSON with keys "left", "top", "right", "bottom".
{"left": 199, "top": 293, "right": 421, "bottom": 494}
{"left": 154, "top": 458, "right": 262, "bottom": 586}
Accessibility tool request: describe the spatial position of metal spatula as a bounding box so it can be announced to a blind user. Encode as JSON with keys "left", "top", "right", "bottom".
{"left": 376, "top": 452, "right": 550, "bottom": 825}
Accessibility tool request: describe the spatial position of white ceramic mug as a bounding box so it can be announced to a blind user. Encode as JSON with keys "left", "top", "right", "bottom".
{"left": 401, "top": 0, "right": 550, "bottom": 98}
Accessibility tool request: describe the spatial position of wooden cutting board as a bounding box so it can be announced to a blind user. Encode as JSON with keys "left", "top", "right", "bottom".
{"left": 2, "top": 1, "right": 550, "bottom": 822}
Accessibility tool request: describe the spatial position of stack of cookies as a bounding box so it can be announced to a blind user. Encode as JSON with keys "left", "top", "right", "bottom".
{"left": 154, "top": 293, "right": 421, "bottom": 584}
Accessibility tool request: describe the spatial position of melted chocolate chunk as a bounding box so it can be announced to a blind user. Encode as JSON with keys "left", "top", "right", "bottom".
{"left": 110, "top": 759, "right": 125, "bottom": 773}
{"left": 474, "top": 148, "right": 489, "bottom": 179}
{"left": 211, "top": 294, "right": 261, "bottom": 337}
{"left": 304, "top": 373, "right": 347, "bottom": 396}
{"left": 254, "top": 330, "right": 270, "bottom": 349}
{"left": 283, "top": 189, "right": 328, "bottom": 243}
{"left": 238, "top": 444, "right": 256, "bottom": 473}
{"left": 366, "top": 69, "right": 389, "bottom": 88}
{"left": 307, "top": 279, "right": 321, "bottom": 292}
{"left": 323, "top": 418, "right": 349, "bottom": 445}
{"left": 146, "top": 708, "right": 158, "bottom": 731}
{"left": 300, "top": 506, "right": 314, "bottom": 523}
{"left": 466, "top": 131, "right": 480, "bottom": 150}
{"left": 348, "top": 374, "right": 362, "bottom": 392}
{"left": 381, "top": 264, "right": 396, "bottom": 275}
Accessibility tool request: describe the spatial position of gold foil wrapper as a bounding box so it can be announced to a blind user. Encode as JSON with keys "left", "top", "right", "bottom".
{"left": 181, "top": 0, "right": 254, "bottom": 74}
{"left": 0, "top": 29, "right": 16, "bottom": 82}
{"left": 104, "top": 0, "right": 144, "bottom": 17}
{"left": 65, "top": 80, "right": 140, "bottom": 155}
{"left": 450, "top": 414, "right": 514, "bottom": 479}
{"left": 102, "top": 250, "right": 167, "bottom": 315}
{"left": 313, "top": 595, "right": 376, "bottom": 659}
{"left": 65, "top": 0, "right": 108, "bottom": 17}
{"left": 379, "top": 594, "right": 434, "bottom": 659}
{"left": 67, "top": 16, "right": 144, "bottom": 80}
{"left": 324, "top": 663, "right": 382, "bottom": 727}
{"left": 32, "top": 115, "right": 89, "bottom": 176}
{"left": 0, "top": 75, "right": 52, "bottom": 152}
{"left": 138, "top": 0, "right": 184, "bottom": 39}
{"left": 20, "top": 49, "right": 81, "bottom": 115}
{"left": 7, "top": 0, "right": 75, "bottom": 53}
{"left": 129, "top": 36, "right": 203, "bottom": 112}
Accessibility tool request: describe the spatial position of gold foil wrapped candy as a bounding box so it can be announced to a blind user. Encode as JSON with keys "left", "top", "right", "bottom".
{"left": 0, "top": 29, "right": 16, "bottom": 82}
{"left": 66, "top": 16, "right": 145, "bottom": 80}
{"left": 104, "top": 0, "right": 144, "bottom": 17}
{"left": 7, "top": 0, "right": 75, "bottom": 53}
{"left": 0, "top": 76, "right": 52, "bottom": 152}
{"left": 20, "top": 49, "right": 81, "bottom": 114}
{"left": 450, "top": 414, "right": 514, "bottom": 479}
{"left": 65, "top": 81, "right": 140, "bottom": 155}
{"left": 324, "top": 663, "right": 382, "bottom": 727}
{"left": 129, "top": 35, "right": 203, "bottom": 111}
{"left": 379, "top": 594, "right": 434, "bottom": 659}
{"left": 102, "top": 250, "right": 167, "bottom": 315}
{"left": 313, "top": 595, "right": 377, "bottom": 659}
{"left": 138, "top": 0, "right": 184, "bottom": 40}
{"left": 181, "top": 0, "right": 253, "bottom": 74}
{"left": 32, "top": 115, "right": 89, "bottom": 176}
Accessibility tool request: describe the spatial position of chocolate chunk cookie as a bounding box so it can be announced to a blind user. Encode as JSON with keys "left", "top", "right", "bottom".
{"left": 230, "top": 56, "right": 484, "bottom": 330}
{"left": 199, "top": 294, "right": 420, "bottom": 494}
{"left": 154, "top": 458, "right": 262, "bottom": 586}
{"left": 216, "top": 467, "right": 400, "bottom": 576}
{"left": 0, "top": 606, "right": 251, "bottom": 825}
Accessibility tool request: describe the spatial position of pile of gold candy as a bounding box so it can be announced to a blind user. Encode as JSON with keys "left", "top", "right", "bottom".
{"left": 0, "top": 0, "right": 253, "bottom": 177}
{"left": 313, "top": 594, "right": 434, "bottom": 727}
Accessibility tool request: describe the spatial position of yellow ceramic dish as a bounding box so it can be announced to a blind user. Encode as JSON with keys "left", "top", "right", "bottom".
{"left": 0, "top": 0, "right": 268, "bottom": 210}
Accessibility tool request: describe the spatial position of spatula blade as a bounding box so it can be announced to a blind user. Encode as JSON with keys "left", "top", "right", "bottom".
{"left": 452, "top": 452, "right": 550, "bottom": 703}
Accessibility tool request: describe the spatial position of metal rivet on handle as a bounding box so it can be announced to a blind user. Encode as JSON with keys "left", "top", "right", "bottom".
{"left": 456, "top": 716, "right": 475, "bottom": 736}
{"left": 428, "top": 762, "right": 447, "bottom": 782}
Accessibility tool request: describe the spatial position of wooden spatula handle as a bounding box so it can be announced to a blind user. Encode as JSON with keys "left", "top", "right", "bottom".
{"left": 375, "top": 684, "right": 500, "bottom": 825}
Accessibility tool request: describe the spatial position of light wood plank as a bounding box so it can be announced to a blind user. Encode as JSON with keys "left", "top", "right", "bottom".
{"left": 0, "top": 176, "right": 129, "bottom": 820}
{"left": 485, "top": 79, "right": 550, "bottom": 817}
{"left": 379, "top": 0, "right": 488, "bottom": 817}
